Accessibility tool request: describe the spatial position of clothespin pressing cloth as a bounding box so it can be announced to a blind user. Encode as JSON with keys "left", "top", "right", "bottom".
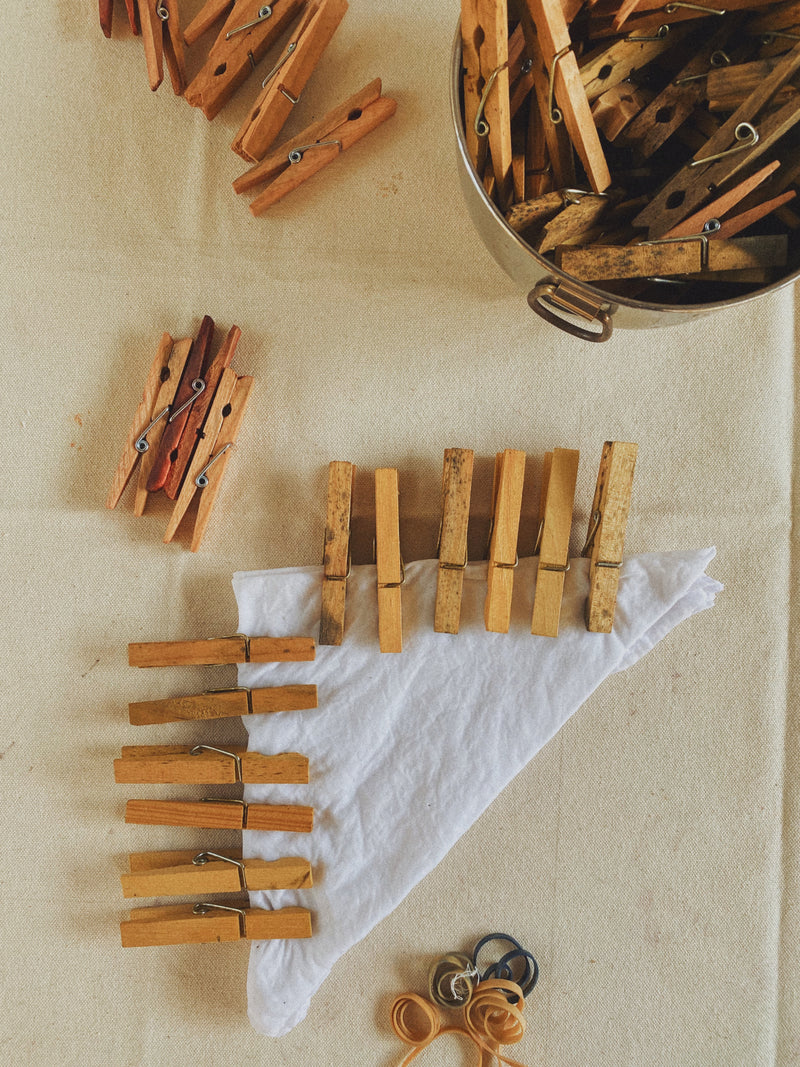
{"left": 231, "top": 547, "right": 721, "bottom": 1035}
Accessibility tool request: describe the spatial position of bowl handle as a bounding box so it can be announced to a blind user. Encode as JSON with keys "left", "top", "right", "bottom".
{"left": 528, "top": 278, "right": 613, "bottom": 342}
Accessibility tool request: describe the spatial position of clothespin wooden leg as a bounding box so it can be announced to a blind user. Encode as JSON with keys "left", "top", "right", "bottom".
{"left": 584, "top": 442, "right": 638, "bottom": 633}
{"left": 531, "top": 448, "right": 579, "bottom": 637}
{"left": 434, "top": 449, "right": 474, "bottom": 634}
{"left": 375, "top": 468, "right": 403, "bottom": 653}
{"left": 320, "top": 461, "right": 355, "bottom": 646}
{"left": 485, "top": 449, "right": 526, "bottom": 633}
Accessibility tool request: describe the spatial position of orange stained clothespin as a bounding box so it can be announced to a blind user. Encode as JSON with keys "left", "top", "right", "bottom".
{"left": 124, "top": 797, "right": 315, "bottom": 832}
{"left": 128, "top": 633, "right": 316, "bottom": 666}
{"left": 121, "top": 902, "right": 312, "bottom": 946}
{"left": 485, "top": 449, "right": 526, "bottom": 633}
{"left": 121, "top": 849, "right": 313, "bottom": 898}
{"left": 138, "top": 0, "right": 187, "bottom": 93}
{"left": 128, "top": 683, "right": 318, "bottom": 725}
{"left": 113, "top": 744, "right": 310, "bottom": 784}
{"left": 100, "top": 0, "right": 138, "bottom": 37}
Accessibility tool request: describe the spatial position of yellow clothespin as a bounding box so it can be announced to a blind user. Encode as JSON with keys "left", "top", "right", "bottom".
{"left": 434, "top": 449, "right": 475, "bottom": 635}
{"left": 485, "top": 449, "right": 526, "bottom": 633}
{"left": 531, "top": 448, "right": 579, "bottom": 637}
{"left": 319, "top": 461, "right": 355, "bottom": 646}
{"left": 375, "top": 468, "right": 403, "bottom": 653}
{"left": 583, "top": 442, "right": 638, "bottom": 632}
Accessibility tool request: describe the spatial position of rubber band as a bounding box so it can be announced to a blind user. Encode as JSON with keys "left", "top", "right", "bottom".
{"left": 428, "top": 952, "right": 479, "bottom": 1007}
{"left": 486, "top": 948, "right": 540, "bottom": 1000}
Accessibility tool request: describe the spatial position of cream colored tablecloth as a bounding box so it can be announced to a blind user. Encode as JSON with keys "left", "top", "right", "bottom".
{"left": 1, "top": 3, "right": 798, "bottom": 1064}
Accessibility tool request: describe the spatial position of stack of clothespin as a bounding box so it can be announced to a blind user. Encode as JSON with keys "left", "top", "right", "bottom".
{"left": 461, "top": 0, "right": 800, "bottom": 300}
{"left": 99, "top": 0, "right": 397, "bottom": 213}
{"left": 117, "top": 632, "right": 317, "bottom": 947}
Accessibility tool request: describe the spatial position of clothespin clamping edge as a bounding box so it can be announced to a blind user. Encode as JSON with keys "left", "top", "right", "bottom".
{"left": 120, "top": 902, "right": 312, "bottom": 946}
{"left": 375, "top": 468, "right": 403, "bottom": 653}
{"left": 100, "top": 0, "right": 138, "bottom": 37}
{"left": 484, "top": 449, "right": 526, "bottom": 633}
{"left": 113, "top": 744, "right": 310, "bottom": 784}
{"left": 138, "top": 0, "right": 187, "bottom": 93}
{"left": 434, "top": 449, "right": 474, "bottom": 635}
{"left": 121, "top": 849, "right": 313, "bottom": 898}
{"left": 319, "top": 461, "right": 355, "bottom": 646}
{"left": 531, "top": 448, "right": 579, "bottom": 637}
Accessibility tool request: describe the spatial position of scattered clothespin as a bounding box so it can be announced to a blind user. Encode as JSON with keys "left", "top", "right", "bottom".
{"left": 531, "top": 448, "right": 579, "bottom": 638}
{"left": 125, "top": 797, "right": 315, "bottom": 831}
{"left": 138, "top": 0, "right": 187, "bottom": 93}
{"left": 121, "top": 849, "right": 313, "bottom": 898}
{"left": 231, "top": 0, "right": 349, "bottom": 163}
{"left": 375, "top": 468, "right": 403, "bottom": 653}
{"left": 128, "top": 634, "right": 315, "bottom": 666}
{"left": 485, "top": 449, "right": 526, "bottom": 633}
{"left": 434, "top": 449, "right": 474, "bottom": 635}
{"left": 121, "top": 902, "right": 312, "bottom": 947}
{"left": 714, "top": 189, "right": 797, "bottom": 236}
{"left": 583, "top": 442, "right": 638, "bottom": 633}
{"left": 113, "top": 745, "right": 309, "bottom": 784}
{"left": 233, "top": 79, "right": 397, "bottom": 214}
{"left": 100, "top": 0, "right": 138, "bottom": 37}
{"left": 128, "top": 683, "right": 318, "bottom": 724}
{"left": 319, "top": 461, "right": 355, "bottom": 647}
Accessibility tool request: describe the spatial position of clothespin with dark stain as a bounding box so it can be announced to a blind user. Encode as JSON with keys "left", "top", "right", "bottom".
{"left": 138, "top": 0, "right": 187, "bottom": 93}
{"left": 100, "top": 0, "right": 138, "bottom": 37}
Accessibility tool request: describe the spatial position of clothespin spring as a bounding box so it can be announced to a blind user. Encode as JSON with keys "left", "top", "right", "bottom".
{"left": 474, "top": 63, "right": 508, "bottom": 137}
{"left": 288, "top": 140, "right": 342, "bottom": 164}
{"left": 673, "top": 50, "right": 730, "bottom": 85}
{"left": 135, "top": 407, "right": 169, "bottom": 453}
{"left": 262, "top": 41, "right": 297, "bottom": 88}
{"left": 168, "top": 378, "right": 206, "bottom": 423}
{"left": 226, "top": 5, "right": 272, "bottom": 39}
{"left": 192, "top": 902, "right": 246, "bottom": 938}
{"left": 156, "top": 0, "right": 169, "bottom": 20}
{"left": 640, "top": 218, "right": 720, "bottom": 269}
{"left": 627, "top": 24, "right": 670, "bottom": 41}
{"left": 688, "top": 122, "right": 759, "bottom": 167}
{"left": 195, "top": 443, "right": 232, "bottom": 488}
{"left": 190, "top": 744, "right": 243, "bottom": 783}
{"left": 192, "top": 851, "right": 249, "bottom": 890}
{"left": 548, "top": 47, "right": 571, "bottom": 124}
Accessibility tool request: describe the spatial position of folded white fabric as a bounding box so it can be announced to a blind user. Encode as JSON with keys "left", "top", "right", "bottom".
{"left": 232, "top": 548, "right": 721, "bottom": 1036}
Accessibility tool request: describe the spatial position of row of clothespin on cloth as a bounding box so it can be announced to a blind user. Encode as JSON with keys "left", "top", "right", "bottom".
{"left": 118, "top": 635, "right": 316, "bottom": 946}
{"left": 106, "top": 317, "right": 252, "bottom": 550}
{"left": 100, "top": 0, "right": 397, "bottom": 214}
{"left": 321, "top": 442, "right": 638, "bottom": 652}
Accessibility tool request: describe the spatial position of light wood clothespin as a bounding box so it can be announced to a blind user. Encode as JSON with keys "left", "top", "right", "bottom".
{"left": 138, "top": 0, "right": 187, "bottom": 93}
{"left": 231, "top": 0, "right": 349, "bottom": 163}
{"left": 531, "top": 448, "right": 579, "bottom": 638}
{"left": 557, "top": 234, "right": 788, "bottom": 279}
{"left": 113, "top": 745, "right": 309, "bottom": 784}
{"left": 434, "top": 449, "right": 474, "bottom": 635}
{"left": 128, "top": 684, "right": 318, "bottom": 724}
{"left": 485, "top": 449, "right": 526, "bottom": 633}
{"left": 583, "top": 442, "right": 637, "bottom": 633}
{"left": 319, "top": 461, "right": 355, "bottom": 647}
{"left": 233, "top": 80, "right": 397, "bottom": 214}
{"left": 125, "top": 797, "right": 315, "bottom": 832}
{"left": 121, "top": 849, "right": 313, "bottom": 897}
{"left": 121, "top": 902, "right": 312, "bottom": 947}
{"left": 100, "top": 0, "right": 138, "bottom": 37}
{"left": 375, "top": 468, "right": 403, "bottom": 653}
{"left": 128, "top": 634, "right": 315, "bottom": 666}
{"left": 579, "top": 30, "right": 685, "bottom": 104}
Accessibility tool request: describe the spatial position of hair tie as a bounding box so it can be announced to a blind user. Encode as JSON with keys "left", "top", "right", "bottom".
{"left": 428, "top": 952, "right": 480, "bottom": 1008}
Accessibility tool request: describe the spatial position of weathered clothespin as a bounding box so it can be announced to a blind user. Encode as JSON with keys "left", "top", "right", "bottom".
{"left": 128, "top": 634, "right": 315, "bottom": 666}
{"left": 114, "top": 745, "right": 309, "bottom": 784}
{"left": 579, "top": 26, "right": 686, "bottom": 103}
{"left": 121, "top": 902, "right": 312, "bottom": 947}
{"left": 531, "top": 448, "right": 579, "bottom": 638}
{"left": 375, "top": 468, "right": 403, "bottom": 653}
{"left": 583, "top": 442, "right": 637, "bottom": 633}
{"left": 125, "top": 797, "right": 315, "bottom": 831}
{"left": 138, "top": 0, "right": 187, "bottom": 93}
{"left": 121, "top": 850, "right": 313, "bottom": 897}
{"left": 128, "top": 684, "right": 318, "bottom": 724}
{"left": 183, "top": 0, "right": 305, "bottom": 119}
{"left": 231, "top": 0, "right": 349, "bottom": 163}
{"left": 591, "top": 83, "right": 652, "bottom": 143}
{"left": 534, "top": 191, "right": 611, "bottom": 253}
{"left": 605, "top": 0, "right": 774, "bottom": 38}
{"left": 659, "top": 160, "right": 780, "bottom": 236}
{"left": 233, "top": 80, "right": 397, "bottom": 214}
{"left": 706, "top": 56, "right": 799, "bottom": 112}
{"left": 434, "top": 449, "right": 474, "bottom": 635}
{"left": 100, "top": 0, "right": 138, "bottom": 37}
{"left": 485, "top": 449, "right": 526, "bottom": 633}
{"left": 319, "top": 461, "right": 355, "bottom": 647}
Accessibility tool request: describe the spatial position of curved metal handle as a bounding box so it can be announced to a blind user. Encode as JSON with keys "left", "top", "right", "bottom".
{"left": 527, "top": 279, "right": 613, "bottom": 342}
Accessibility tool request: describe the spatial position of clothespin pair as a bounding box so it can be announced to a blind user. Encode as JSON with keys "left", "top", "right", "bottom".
{"left": 100, "top": 0, "right": 186, "bottom": 92}
{"left": 121, "top": 901, "right": 312, "bottom": 947}
{"left": 114, "top": 745, "right": 309, "bottom": 784}
{"left": 121, "top": 849, "right": 312, "bottom": 897}
{"left": 531, "top": 449, "right": 579, "bottom": 637}
{"left": 106, "top": 319, "right": 254, "bottom": 550}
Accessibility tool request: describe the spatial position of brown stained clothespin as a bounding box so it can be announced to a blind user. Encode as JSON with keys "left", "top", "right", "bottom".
{"left": 605, "top": 0, "right": 775, "bottom": 36}
{"left": 233, "top": 80, "right": 397, "bottom": 214}
{"left": 556, "top": 234, "right": 788, "bottom": 278}
{"left": 375, "top": 468, "right": 403, "bottom": 653}
{"left": 319, "top": 461, "right": 355, "bottom": 647}
{"left": 182, "top": 0, "right": 233, "bottom": 43}
{"left": 231, "top": 0, "right": 349, "bottom": 163}
{"left": 531, "top": 448, "right": 579, "bottom": 638}
{"left": 660, "top": 159, "right": 780, "bottom": 236}
{"left": 485, "top": 449, "right": 526, "bottom": 634}
{"left": 113, "top": 745, "right": 309, "bottom": 784}
{"left": 434, "top": 449, "right": 474, "bottom": 635}
{"left": 591, "top": 83, "right": 652, "bottom": 142}
{"left": 579, "top": 26, "right": 688, "bottom": 104}
{"left": 120, "top": 902, "right": 312, "bottom": 947}
{"left": 525, "top": 92, "right": 552, "bottom": 200}
{"left": 100, "top": 0, "right": 139, "bottom": 37}
{"left": 524, "top": 27, "right": 576, "bottom": 189}
{"left": 183, "top": 0, "right": 305, "bottom": 119}
{"left": 128, "top": 684, "right": 318, "bottom": 724}
{"left": 535, "top": 192, "right": 611, "bottom": 253}
{"left": 138, "top": 0, "right": 187, "bottom": 93}
{"left": 706, "top": 58, "right": 800, "bottom": 112}
{"left": 121, "top": 850, "right": 313, "bottom": 898}
{"left": 128, "top": 634, "right": 316, "bottom": 666}
{"left": 124, "top": 797, "right": 315, "bottom": 832}
{"left": 583, "top": 442, "right": 637, "bottom": 633}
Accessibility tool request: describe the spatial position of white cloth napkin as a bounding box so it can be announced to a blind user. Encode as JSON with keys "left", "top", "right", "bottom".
{"left": 232, "top": 548, "right": 721, "bottom": 1036}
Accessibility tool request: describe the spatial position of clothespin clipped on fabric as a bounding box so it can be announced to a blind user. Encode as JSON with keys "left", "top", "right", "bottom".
{"left": 183, "top": 0, "right": 305, "bottom": 120}
{"left": 231, "top": 0, "right": 349, "bottom": 163}
{"left": 121, "top": 850, "right": 313, "bottom": 897}
{"left": 138, "top": 0, "right": 187, "bottom": 92}
{"left": 485, "top": 449, "right": 526, "bottom": 633}
{"left": 319, "top": 461, "right": 355, "bottom": 647}
{"left": 128, "top": 683, "right": 318, "bottom": 724}
{"left": 375, "top": 468, "right": 403, "bottom": 653}
{"left": 100, "top": 0, "right": 138, "bottom": 37}
{"left": 233, "top": 80, "right": 397, "bottom": 214}
{"left": 125, "top": 797, "right": 315, "bottom": 831}
{"left": 531, "top": 448, "right": 579, "bottom": 638}
{"left": 434, "top": 449, "right": 474, "bottom": 635}
{"left": 583, "top": 441, "right": 638, "bottom": 633}
{"left": 128, "top": 634, "right": 316, "bottom": 666}
{"left": 120, "top": 902, "right": 312, "bottom": 947}
{"left": 113, "top": 745, "right": 310, "bottom": 784}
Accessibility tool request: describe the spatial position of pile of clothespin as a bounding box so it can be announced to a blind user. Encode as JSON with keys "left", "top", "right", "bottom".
{"left": 99, "top": 0, "right": 397, "bottom": 213}
{"left": 106, "top": 316, "right": 253, "bottom": 550}
{"left": 320, "top": 442, "right": 638, "bottom": 652}
{"left": 118, "top": 633, "right": 317, "bottom": 947}
{"left": 461, "top": 0, "right": 800, "bottom": 299}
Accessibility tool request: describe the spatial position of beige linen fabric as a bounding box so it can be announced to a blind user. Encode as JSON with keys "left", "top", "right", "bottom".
{"left": 1, "top": 2, "right": 798, "bottom": 1065}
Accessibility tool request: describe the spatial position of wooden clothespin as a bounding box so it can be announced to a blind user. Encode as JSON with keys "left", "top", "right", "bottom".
{"left": 125, "top": 797, "right": 315, "bottom": 831}
{"left": 128, "top": 633, "right": 315, "bottom": 666}
{"left": 583, "top": 442, "right": 637, "bottom": 633}
{"left": 659, "top": 160, "right": 780, "bottom": 236}
{"left": 434, "top": 449, "right": 474, "bottom": 635}
{"left": 604, "top": 0, "right": 774, "bottom": 37}
{"left": 183, "top": 0, "right": 305, "bottom": 120}
{"left": 375, "top": 468, "right": 403, "bottom": 653}
{"left": 531, "top": 448, "right": 579, "bottom": 638}
{"left": 128, "top": 683, "right": 318, "bottom": 724}
{"left": 233, "top": 80, "right": 397, "bottom": 215}
{"left": 231, "top": 0, "right": 349, "bottom": 163}
{"left": 535, "top": 191, "right": 611, "bottom": 253}
{"left": 121, "top": 849, "right": 312, "bottom": 897}
{"left": 138, "top": 0, "right": 187, "bottom": 93}
{"left": 485, "top": 449, "right": 526, "bottom": 633}
{"left": 707, "top": 57, "right": 800, "bottom": 112}
{"left": 100, "top": 0, "right": 138, "bottom": 37}
{"left": 579, "top": 27, "right": 686, "bottom": 104}
{"left": 591, "top": 83, "right": 652, "bottom": 143}
{"left": 319, "top": 461, "right": 355, "bottom": 647}
{"left": 114, "top": 745, "right": 309, "bottom": 784}
{"left": 121, "top": 902, "right": 312, "bottom": 947}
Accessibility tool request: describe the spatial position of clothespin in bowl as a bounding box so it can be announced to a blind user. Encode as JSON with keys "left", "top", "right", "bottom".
{"left": 100, "top": 0, "right": 138, "bottom": 37}
{"left": 120, "top": 902, "right": 312, "bottom": 946}
{"left": 138, "top": 0, "right": 187, "bottom": 93}
{"left": 531, "top": 448, "right": 579, "bottom": 638}
{"left": 319, "top": 461, "right": 355, "bottom": 646}
{"left": 434, "top": 449, "right": 474, "bottom": 635}
{"left": 484, "top": 449, "right": 526, "bottom": 633}
{"left": 121, "top": 849, "right": 313, "bottom": 897}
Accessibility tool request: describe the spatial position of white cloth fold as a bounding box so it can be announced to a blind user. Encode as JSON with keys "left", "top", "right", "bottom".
{"left": 232, "top": 548, "right": 721, "bottom": 1036}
